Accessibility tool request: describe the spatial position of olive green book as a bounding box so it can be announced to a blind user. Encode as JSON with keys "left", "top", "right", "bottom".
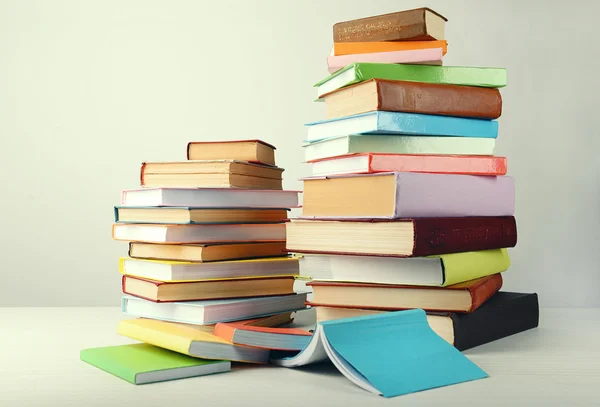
{"left": 80, "top": 343, "right": 230, "bottom": 384}
{"left": 315, "top": 63, "right": 507, "bottom": 98}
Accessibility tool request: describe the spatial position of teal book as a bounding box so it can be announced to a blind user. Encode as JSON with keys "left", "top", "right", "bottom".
{"left": 305, "top": 111, "right": 498, "bottom": 142}
{"left": 315, "top": 63, "right": 507, "bottom": 98}
{"left": 80, "top": 343, "right": 231, "bottom": 384}
{"left": 271, "top": 309, "right": 487, "bottom": 397}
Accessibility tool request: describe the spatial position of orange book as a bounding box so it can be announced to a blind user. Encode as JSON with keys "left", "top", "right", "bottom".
{"left": 214, "top": 322, "right": 312, "bottom": 351}
{"left": 310, "top": 153, "right": 507, "bottom": 177}
{"left": 333, "top": 40, "right": 447, "bottom": 56}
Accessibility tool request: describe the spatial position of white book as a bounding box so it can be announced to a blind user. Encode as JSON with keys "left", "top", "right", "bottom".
{"left": 121, "top": 188, "right": 300, "bottom": 208}
{"left": 120, "top": 256, "right": 299, "bottom": 281}
{"left": 121, "top": 293, "right": 308, "bottom": 325}
{"left": 113, "top": 223, "right": 286, "bottom": 244}
{"left": 304, "top": 135, "right": 495, "bottom": 162}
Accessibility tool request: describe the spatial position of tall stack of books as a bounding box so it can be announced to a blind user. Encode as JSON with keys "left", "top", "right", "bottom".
{"left": 288, "top": 7, "right": 539, "bottom": 351}
{"left": 82, "top": 140, "right": 305, "bottom": 384}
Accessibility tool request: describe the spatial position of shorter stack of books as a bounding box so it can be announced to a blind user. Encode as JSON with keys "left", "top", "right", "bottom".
{"left": 82, "top": 139, "right": 304, "bottom": 383}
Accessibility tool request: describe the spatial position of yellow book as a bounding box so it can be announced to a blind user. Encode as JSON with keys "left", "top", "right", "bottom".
{"left": 118, "top": 318, "right": 272, "bottom": 364}
{"left": 119, "top": 256, "right": 299, "bottom": 282}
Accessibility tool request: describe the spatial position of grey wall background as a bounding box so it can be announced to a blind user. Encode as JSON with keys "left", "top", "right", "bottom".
{"left": 1, "top": 0, "right": 598, "bottom": 307}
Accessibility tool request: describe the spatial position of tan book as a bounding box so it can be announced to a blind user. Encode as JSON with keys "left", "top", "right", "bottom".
{"left": 187, "top": 140, "right": 276, "bottom": 166}
{"left": 129, "top": 242, "right": 287, "bottom": 262}
{"left": 115, "top": 207, "right": 288, "bottom": 224}
{"left": 122, "top": 275, "right": 295, "bottom": 302}
{"left": 140, "top": 160, "right": 283, "bottom": 189}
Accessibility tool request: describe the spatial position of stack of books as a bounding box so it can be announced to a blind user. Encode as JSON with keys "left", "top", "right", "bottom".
{"left": 288, "top": 7, "right": 539, "bottom": 351}
{"left": 81, "top": 139, "right": 305, "bottom": 383}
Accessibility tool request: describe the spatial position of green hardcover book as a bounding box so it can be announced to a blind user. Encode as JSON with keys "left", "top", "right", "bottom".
{"left": 315, "top": 63, "right": 507, "bottom": 98}
{"left": 80, "top": 343, "right": 231, "bottom": 384}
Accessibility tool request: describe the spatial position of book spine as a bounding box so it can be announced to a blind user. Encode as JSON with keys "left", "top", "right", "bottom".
{"left": 140, "top": 162, "right": 147, "bottom": 186}
{"left": 213, "top": 323, "right": 237, "bottom": 343}
{"left": 333, "top": 9, "right": 427, "bottom": 42}
{"left": 186, "top": 143, "right": 192, "bottom": 160}
{"left": 452, "top": 293, "right": 539, "bottom": 351}
{"left": 412, "top": 216, "right": 517, "bottom": 256}
{"left": 467, "top": 273, "right": 503, "bottom": 312}
{"left": 377, "top": 80, "right": 502, "bottom": 119}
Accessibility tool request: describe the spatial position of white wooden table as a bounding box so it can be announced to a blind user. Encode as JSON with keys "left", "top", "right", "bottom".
{"left": 1, "top": 307, "right": 598, "bottom": 406}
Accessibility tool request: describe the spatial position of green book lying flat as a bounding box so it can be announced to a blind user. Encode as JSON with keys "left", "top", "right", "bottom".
{"left": 315, "top": 63, "right": 507, "bottom": 98}
{"left": 80, "top": 343, "right": 230, "bottom": 384}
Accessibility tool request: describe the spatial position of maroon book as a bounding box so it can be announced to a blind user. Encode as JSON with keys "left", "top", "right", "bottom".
{"left": 286, "top": 216, "right": 517, "bottom": 257}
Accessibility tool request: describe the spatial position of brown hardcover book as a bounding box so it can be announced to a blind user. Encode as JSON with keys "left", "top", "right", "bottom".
{"left": 323, "top": 79, "right": 502, "bottom": 120}
{"left": 140, "top": 160, "right": 283, "bottom": 189}
{"left": 128, "top": 242, "right": 288, "bottom": 262}
{"left": 122, "top": 275, "right": 295, "bottom": 303}
{"left": 333, "top": 8, "right": 447, "bottom": 42}
{"left": 187, "top": 140, "right": 276, "bottom": 166}
{"left": 306, "top": 274, "right": 503, "bottom": 313}
{"left": 285, "top": 216, "right": 517, "bottom": 257}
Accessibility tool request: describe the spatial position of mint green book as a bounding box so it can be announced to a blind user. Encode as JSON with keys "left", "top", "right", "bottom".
{"left": 315, "top": 63, "right": 507, "bottom": 98}
{"left": 80, "top": 343, "right": 230, "bottom": 384}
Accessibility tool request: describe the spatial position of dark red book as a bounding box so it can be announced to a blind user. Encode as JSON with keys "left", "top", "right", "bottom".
{"left": 286, "top": 216, "right": 517, "bottom": 257}
{"left": 306, "top": 274, "right": 503, "bottom": 313}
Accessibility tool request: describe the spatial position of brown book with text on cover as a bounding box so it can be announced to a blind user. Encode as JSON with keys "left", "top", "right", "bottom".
{"left": 307, "top": 273, "right": 503, "bottom": 313}
{"left": 333, "top": 8, "right": 448, "bottom": 42}
{"left": 323, "top": 79, "right": 502, "bottom": 120}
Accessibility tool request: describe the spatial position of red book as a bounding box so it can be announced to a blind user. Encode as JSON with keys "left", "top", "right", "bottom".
{"left": 214, "top": 323, "right": 312, "bottom": 351}
{"left": 310, "top": 153, "right": 507, "bottom": 177}
{"left": 307, "top": 274, "right": 503, "bottom": 313}
{"left": 286, "top": 216, "right": 517, "bottom": 257}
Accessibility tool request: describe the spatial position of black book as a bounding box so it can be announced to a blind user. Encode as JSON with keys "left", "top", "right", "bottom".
{"left": 451, "top": 291, "right": 539, "bottom": 351}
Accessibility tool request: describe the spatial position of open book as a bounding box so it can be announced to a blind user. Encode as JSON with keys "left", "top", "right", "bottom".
{"left": 271, "top": 309, "right": 487, "bottom": 397}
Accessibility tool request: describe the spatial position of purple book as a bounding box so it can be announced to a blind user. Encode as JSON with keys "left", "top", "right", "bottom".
{"left": 301, "top": 172, "right": 515, "bottom": 218}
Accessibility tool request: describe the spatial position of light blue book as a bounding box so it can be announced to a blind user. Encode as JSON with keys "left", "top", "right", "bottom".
{"left": 305, "top": 111, "right": 498, "bottom": 142}
{"left": 271, "top": 309, "right": 487, "bottom": 398}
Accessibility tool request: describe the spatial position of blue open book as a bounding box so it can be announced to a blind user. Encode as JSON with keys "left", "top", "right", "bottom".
{"left": 271, "top": 309, "right": 487, "bottom": 397}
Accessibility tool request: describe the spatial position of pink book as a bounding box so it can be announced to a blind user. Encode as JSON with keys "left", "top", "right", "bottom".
{"left": 326, "top": 48, "right": 444, "bottom": 74}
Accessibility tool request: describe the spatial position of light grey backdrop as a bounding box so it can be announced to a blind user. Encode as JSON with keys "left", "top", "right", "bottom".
{"left": 1, "top": 0, "right": 598, "bottom": 306}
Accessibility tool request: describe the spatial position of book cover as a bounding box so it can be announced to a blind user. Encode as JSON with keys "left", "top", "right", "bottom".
{"left": 80, "top": 343, "right": 230, "bottom": 384}
{"left": 214, "top": 323, "right": 312, "bottom": 351}
{"left": 305, "top": 111, "right": 498, "bottom": 142}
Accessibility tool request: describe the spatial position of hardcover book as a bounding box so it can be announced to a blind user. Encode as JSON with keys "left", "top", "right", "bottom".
{"left": 332, "top": 40, "right": 447, "bottom": 56}
{"left": 214, "top": 323, "right": 312, "bottom": 351}
{"left": 118, "top": 318, "right": 271, "bottom": 364}
{"left": 80, "top": 343, "right": 230, "bottom": 384}
{"left": 122, "top": 275, "right": 295, "bottom": 302}
{"left": 307, "top": 274, "right": 503, "bottom": 313}
{"left": 112, "top": 223, "right": 286, "bottom": 244}
{"left": 301, "top": 172, "right": 515, "bottom": 218}
{"left": 128, "top": 241, "right": 288, "bottom": 262}
{"left": 313, "top": 292, "right": 540, "bottom": 351}
{"left": 122, "top": 294, "right": 306, "bottom": 325}
{"left": 310, "top": 153, "right": 507, "bottom": 177}
{"left": 333, "top": 8, "right": 448, "bottom": 42}
{"left": 303, "top": 135, "right": 496, "bottom": 162}
{"left": 326, "top": 48, "right": 443, "bottom": 74}
{"left": 299, "top": 249, "right": 510, "bottom": 287}
{"left": 119, "top": 256, "right": 299, "bottom": 282}
{"left": 114, "top": 207, "right": 289, "bottom": 224}
{"left": 315, "top": 63, "right": 507, "bottom": 98}
{"left": 186, "top": 140, "right": 276, "bottom": 165}
{"left": 305, "top": 111, "right": 498, "bottom": 142}
{"left": 323, "top": 79, "right": 502, "bottom": 120}
{"left": 286, "top": 217, "right": 517, "bottom": 257}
